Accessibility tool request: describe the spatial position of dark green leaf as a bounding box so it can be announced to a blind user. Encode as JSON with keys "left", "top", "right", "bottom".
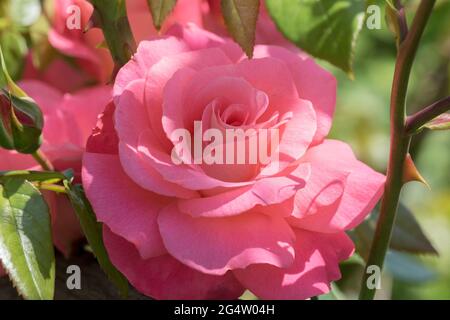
{"left": 266, "top": 0, "right": 367, "bottom": 75}
{"left": 146, "top": 0, "right": 177, "bottom": 30}
{"left": 350, "top": 203, "right": 438, "bottom": 260}
{"left": 64, "top": 183, "right": 128, "bottom": 297}
{"left": 0, "top": 178, "right": 55, "bottom": 300}
{"left": 385, "top": 251, "right": 436, "bottom": 283}
{"left": 390, "top": 204, "right": 438, "bottom": 254}
{"left": 221, "top": 0, "right": 260, "bottom": 58}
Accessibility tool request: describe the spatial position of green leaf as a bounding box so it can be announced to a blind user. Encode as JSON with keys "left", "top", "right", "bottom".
{"left": 0, "top": 178, "right": 55, "bottom": 300}
{"left": 266, "top": 0, "right": 367, "bottom": 75}
{"left": 221, "top": 0, "right": 260, "bottom": 58}
{"left": 0, "top": 170, "right": 66, "bottom": 183}
{"left": 0, "top": 46, "right": 27, "bottom": 97}
{"left": 10, "top": 0, "right": 42, "bottom": 27}
{"left": 0, "top": 31, "right": 28, "bottom": 82}
{"left": 385, "top": 251, "right": 436, "bottom": 283}
{"left": 64, "top": 183, "right": 129, "bottom": 297}
{"left": 146, "top": 0, "right": 177, "bottom": 30}
{"left": 389, "top": 204, "right": 438, "bottom": 255}
{"left": 423, "top": 113, "right": 450, "bottom": 131}
{"left": 351, "top": 203, "right": 438, "bottom": 260}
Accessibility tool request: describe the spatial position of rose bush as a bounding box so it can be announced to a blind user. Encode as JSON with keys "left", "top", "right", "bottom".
{"left": 0, "top": 80, "right": 111, "bottom": 265}
{"left": 82, "top": 24, "right": 385, "bottom": 300}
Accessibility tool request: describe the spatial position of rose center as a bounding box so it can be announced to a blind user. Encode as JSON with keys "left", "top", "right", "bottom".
{"left": 220, "top": 103, "right": 249, "bottom": 127}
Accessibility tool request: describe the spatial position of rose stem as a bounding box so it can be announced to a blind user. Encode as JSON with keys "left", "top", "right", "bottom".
{"left": 32, "top": 149, "right": 54, "bottom": 171}
{"left": 358, "top": 0, "right": 436, "bottom": 300}
{"left": 405, "top": 96, "right": 450, "bottom": 134}
{"left": 88, "top": 0, "right": 137, "bottom": 71}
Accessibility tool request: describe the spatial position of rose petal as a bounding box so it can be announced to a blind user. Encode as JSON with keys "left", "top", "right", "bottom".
{"left": 253, "top": 46, "right": 336, "bottom": 145}
{"left": 146, "top": 46, "right": 233, "bottom": 150}
{"left": 114, "top": 37, "right": 189, "bottom": 99}
{"left": 48, "top": 30, "right": 100, "bottom": 67}
{"left": 128, "top": 0, "right": 205, "bottom": 43}
{"left": 170, "top": 23, "right": 244, "bottom": 62}
{"left": 82, "top": 152, "right": 168, "bottom": 259}
{"left": 103, "top": 226, "right": 245, "bottom": 300}
{"left": 158, "top": 204, "right": 296, "bottom": 275}
{"left": 137, "top": 129, "right": 254, "bottom": 190}
{"left": 0, "top": 150, "right": 38, "bottom": 171}
{"left": 288, "top": 140, "right": 385, "bottom": 233}
{"left": 23, "top": 55, "right": 90, "bottom": 92}
{"left": 234, "top": 228, "right": 354, "bottom": 300}
{"left": 44, "top": 191, "right": 83, "bottom": 257}
{"left": 115, "top": 80, "right": 197, "bottom": 198}
{"left": 62, "top": 85, "right": 112, "bottom": 147}
{"left": 177, "top": 163, "right": 310, "bottom": 217}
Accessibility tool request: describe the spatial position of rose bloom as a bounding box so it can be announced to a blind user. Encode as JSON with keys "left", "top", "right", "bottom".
{"left": 82, "top": 24, "right": 385, "bottom": 300}
{"left": 0, "top": 80, "right": 111, "bottom": 277}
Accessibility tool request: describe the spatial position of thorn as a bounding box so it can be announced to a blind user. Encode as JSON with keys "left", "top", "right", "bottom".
{"left": 403, "top": 153, "right": 430, "bottom": 189}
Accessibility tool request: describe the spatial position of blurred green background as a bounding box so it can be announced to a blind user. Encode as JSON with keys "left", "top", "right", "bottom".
{"left": 326, "top": 0, "right": 450, "bottom": 300}
{"left": 0, "top": 0, "right": 448, "bottom": 300}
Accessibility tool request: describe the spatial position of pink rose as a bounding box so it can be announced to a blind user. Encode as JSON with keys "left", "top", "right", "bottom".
{"left": 82, "top": 24, "right": 385, "bottom": 300}
{"left": 47, "top": 0, "right": 205, "bottom": 87}
{"left": 23, "top": 53, "right": 95, "bottom": 93}
{"left": 0, "top": 80, "right": 111, "bottom": 258}
{"left": 48, "top": 0, "right": 114, "bottom": 84}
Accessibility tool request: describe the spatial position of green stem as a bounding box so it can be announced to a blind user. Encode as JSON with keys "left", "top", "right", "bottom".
{"left": 31, "top": 150, "right": 54, "bottom": 171}
{"left": 405, "top": 96, "right": 450, "bottom": 134}
{"left": 89, "top": 0, "right": 136, "bottom": 70}
{"left": 359, "top": 0, "right": 436, "bottom": 300}
{"left": 37, "top": 183, "right": 67, "bottom": 194}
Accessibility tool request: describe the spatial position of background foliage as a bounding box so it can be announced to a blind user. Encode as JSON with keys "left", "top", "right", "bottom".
{"left": 327, "top": 0, "right": 450, "bottom": 299}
